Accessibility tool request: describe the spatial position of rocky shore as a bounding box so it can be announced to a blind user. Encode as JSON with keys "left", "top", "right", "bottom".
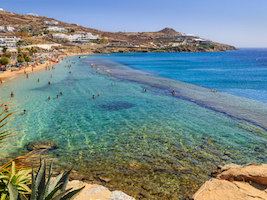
{"left": 192, "top": 163, "right": 267, "bottom": 200}
{"left": 67, "top": 180, "right": 135, "bottom": 200}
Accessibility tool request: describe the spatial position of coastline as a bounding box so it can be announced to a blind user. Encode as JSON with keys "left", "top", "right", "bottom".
{"left": 0, "top": 53, "right": 86, "bottom": 83}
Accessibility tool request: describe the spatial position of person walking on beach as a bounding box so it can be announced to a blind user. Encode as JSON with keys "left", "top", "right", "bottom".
{"left": 5, "top": 105, "right": 8, "bottom": 111}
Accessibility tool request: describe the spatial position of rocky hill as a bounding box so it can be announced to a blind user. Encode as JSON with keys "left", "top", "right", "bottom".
{"left": 0, "top": 10, "right": 236, "bottom": 53}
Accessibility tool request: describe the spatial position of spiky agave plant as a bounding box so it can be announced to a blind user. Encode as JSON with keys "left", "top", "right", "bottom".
{"left": 0, "top": 161, "right": 32, "bottom": 200}
{"left": 29, "top": 160, "right": 84, "bottom": 200}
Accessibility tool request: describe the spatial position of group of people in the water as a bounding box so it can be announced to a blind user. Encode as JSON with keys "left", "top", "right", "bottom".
{"left": 45, "top": 65, "right": 56, "bottom": 71}
{"left": 48, "top": 92, "right": 63, "bottom": 100}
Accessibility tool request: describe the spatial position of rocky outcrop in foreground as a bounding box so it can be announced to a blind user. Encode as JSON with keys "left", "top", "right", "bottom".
{"left": 67, "top": 180, "right": 135, "bottom": 200}
{"left": 192, "top": 163, "right": 267, "bottom": 200}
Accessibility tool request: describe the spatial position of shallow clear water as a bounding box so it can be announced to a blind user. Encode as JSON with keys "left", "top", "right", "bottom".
{"left": 1, "top": 50, "right": 267, "bottom": 199}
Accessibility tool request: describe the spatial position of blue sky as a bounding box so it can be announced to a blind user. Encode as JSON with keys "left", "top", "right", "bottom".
{"left": 1, "top": 0, "right": 267, "bottom": 47}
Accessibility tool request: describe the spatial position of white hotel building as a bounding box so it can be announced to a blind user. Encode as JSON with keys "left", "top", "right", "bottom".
{"left": 0, "top": 36, "right": 21, "bottom": 48}
{"left": 52, "top": 33, "right": 100, "bottom": 43}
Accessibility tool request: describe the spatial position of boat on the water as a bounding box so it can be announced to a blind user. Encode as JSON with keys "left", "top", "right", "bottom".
{"left": 79, "top": 56, "right": 87, "bottom": 59}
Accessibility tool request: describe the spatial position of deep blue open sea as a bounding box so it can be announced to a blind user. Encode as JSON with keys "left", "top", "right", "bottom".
{"left": 1, "top": 48, "right": 267, "bottom": 199}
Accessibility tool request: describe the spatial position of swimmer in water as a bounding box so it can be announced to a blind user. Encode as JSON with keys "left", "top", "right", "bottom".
{"left": 27, "top": 74, "right": 29, "bottom": 78}
{"left": 11, "top": 92, "right": 14, "bottom": 97}
{"left": 48, "top": 96, "right": 50, "bottom": 100}
{"left": 38, "top": 79, "right": 40, "bottom": 82}
{"left": 24, "top": 110, "right": 26, "bottom": 114}
{"left": 92, "top": 95, "right": 95, "bottom": 99}
{"left": 5, "top": 105, "right": 8, "bottom": 111}
{"left": 98, "top": 93, "right": 100, "bottom": 96}
{"left": 51, "top": 75, "right": 52, "bottom": 78}
{"left": 57, "top": 95, "right": 59, "bottom": 98}
{"left": 111, "top": 83, "right": 114, "bottom": 85}
{"left": 60, "top": 92, "right": 63, "bottom": 95}
{"left": 48, "top": 81, "right": 51, "bottom": 85}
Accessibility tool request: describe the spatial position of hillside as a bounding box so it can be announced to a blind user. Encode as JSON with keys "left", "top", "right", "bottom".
{"left": 0, "top": 10, "right": 236, "bottom": 53}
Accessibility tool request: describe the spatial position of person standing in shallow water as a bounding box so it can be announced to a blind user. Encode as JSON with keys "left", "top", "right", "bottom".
{"left": 11, "top": 92, "right": 14, "bottom": 97}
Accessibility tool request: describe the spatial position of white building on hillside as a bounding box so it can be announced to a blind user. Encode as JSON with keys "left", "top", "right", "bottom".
{"left": 52, "top": 33, "right": 69, "bottom": 40}
{"left": 27, "top": 13, "right": 38, "bottom": 17}
{"left": 52, "top": 33, "right": 100, "bottom": 43}
{"left": 6, "top": 26, "right": 15, "bottom": 32}
{"left": 44, "top": 21, "right": 59, "bottom": 25}
{"left": 0, "top": 8, "right": 4, "bottom": 12}
{"left": 47, "top": 27, "right": 66, "bottom": 32}
{"left": 50, "top": 20, "right": 58, "bottom": 25}
{"left": 194, "top": 38, "right": 210, "bottom": 45}
{"left": 76, "top": 31, "right": 85, "bottom": 34}
{"left": 0, "top": 36, "right": 21, "bottom": 48}
{"left": 86, "top": 33, "right": 100, "bottom": 40}
{"left": 0, "top": 26, "right": 5, "bottom": 32}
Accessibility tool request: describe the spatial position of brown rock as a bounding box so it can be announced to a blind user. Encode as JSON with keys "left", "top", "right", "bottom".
{"left": 217, "top": 163, "right": 267, "bottom": 186}
{"left": 192, "top": 178, "right": 267, "bottom": 200}
{"left": 27, "top": 140, "right": 58, "bottom": 151}
{"left": 192, "top": 163, "right": 267, "bottom": 200}
{"left": 99, "top": 176, "right": 112, "bottom": 183}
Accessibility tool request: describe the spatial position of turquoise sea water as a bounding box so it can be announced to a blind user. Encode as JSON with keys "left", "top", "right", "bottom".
{"left": 1, "top": 49, "right": 267, "bottom": 199}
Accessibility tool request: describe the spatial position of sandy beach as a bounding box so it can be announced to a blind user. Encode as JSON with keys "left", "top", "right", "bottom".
{"left": 0, "top": 52, "right": 85, "bottom": 83}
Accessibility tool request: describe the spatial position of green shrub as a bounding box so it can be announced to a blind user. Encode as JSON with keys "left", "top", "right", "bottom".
{"left": 17, "top": 52, "right": 30, "bottom": 63}
{"left": 25, "top": 56, "right": 31, "bottom": 62}
{"left": 3, "top": 53, "right": 11, "bottom": 58}
{"left": 17, "top": 56, "right": 25, "bottom": 63}
{"left": 0, "top": 57, "right": 10, "bottom": 65}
